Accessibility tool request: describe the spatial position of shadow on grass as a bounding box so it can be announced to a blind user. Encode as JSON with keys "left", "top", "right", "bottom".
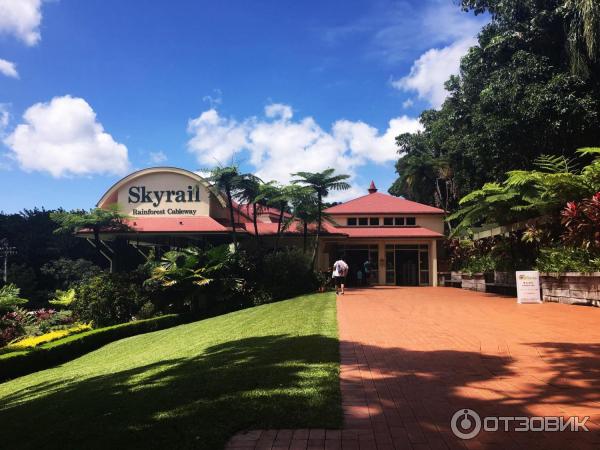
{"left": 3, "top": 336, "right": 600, "bottom": 450}
{"left": 0, "top": 334, "right": 341, "bottom": 450}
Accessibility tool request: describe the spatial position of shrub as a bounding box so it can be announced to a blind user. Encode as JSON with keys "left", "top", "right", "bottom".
{"left": 0, "top": 284, "right": 28, "bottom": 313}
{"left": 4, "top": 323, "right": 92, "bottom": 351}
{"left": 561, "top": 192, "right": 600, "bottom": 251}
{"left": 462, "top": 254, "right": 496, "bottom": 274}
{"left": 0, "top": 314, "right": 181, "bottom": 381}
{"left": 258, "top": 248, "right": 319, "bottom": 301}
{"left": 74, "top": 272, "right": 148, "bottom": 327}
{"left": 536, "top": 247, "right": 600, "bottom": 273}
{"left": 136, "top": 301, "right": 156, "bottom": 320}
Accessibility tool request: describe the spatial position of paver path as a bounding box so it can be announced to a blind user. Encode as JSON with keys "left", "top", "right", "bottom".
{"left": 226, "top": 287, "right": 600, "bottom": 449}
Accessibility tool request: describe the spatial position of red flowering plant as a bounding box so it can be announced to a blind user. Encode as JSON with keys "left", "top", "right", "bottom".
{"left": 561, "top": 192, "right": 600, "bottom": 251}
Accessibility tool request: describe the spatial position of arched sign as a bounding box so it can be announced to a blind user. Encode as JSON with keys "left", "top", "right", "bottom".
{"left": 97, "top": 167, "right": 227, "bottom": 218}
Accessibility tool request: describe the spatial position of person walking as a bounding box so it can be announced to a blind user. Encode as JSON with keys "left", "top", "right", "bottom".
{"left": 332, "top": 256, "right": 348, "bottom": 295}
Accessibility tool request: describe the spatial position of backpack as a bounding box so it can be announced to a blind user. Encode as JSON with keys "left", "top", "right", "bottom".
{"left": 337, "top": 261, "right": 349, "bottom": 277}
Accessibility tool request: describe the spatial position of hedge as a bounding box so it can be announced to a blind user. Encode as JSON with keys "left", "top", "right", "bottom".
{"left": 0, "top": 314, "right": 182, "bottom": 382}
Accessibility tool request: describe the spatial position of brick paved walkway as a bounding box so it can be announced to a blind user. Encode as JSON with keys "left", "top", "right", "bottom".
{"left": 226, "top": 287, "right": 600, "bottom": 449}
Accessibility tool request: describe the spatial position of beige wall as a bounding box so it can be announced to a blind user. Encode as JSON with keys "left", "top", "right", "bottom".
{"left": 329, "top": 214, "right": 444, "bottom": 234}
{"left": 116, "top": 172, "right": 214, "bottom": 217}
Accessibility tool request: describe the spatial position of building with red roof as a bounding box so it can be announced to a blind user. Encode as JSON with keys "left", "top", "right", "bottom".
{"left": 87, "top": 168, "right": 446, "bottom": 285}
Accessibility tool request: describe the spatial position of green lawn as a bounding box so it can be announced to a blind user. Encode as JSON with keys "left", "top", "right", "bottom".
{"left": 0, "top": 293, "right": 341, "bottom": 450}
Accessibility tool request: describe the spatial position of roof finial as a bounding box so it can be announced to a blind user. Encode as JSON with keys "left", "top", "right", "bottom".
{"left": 368, "top": 180, "right": 377, "bottom": 194}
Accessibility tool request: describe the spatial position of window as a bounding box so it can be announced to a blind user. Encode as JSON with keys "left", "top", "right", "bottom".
{"left": 369, "top": 217, "right": 380, "bottom": 226}
{"left": 358, "top": 217, "right": 368, "bottom": 226}
{"left": 383, "top": 217, "right": 393, "bottom": 226}
{"left": 394, "top": 217, "right": 405, "bottom": 226}
{"left": 406, "top": 217, "right": 416, "bottom": 226}
{"left": 347, "top": 218, "right": 357, "bottom": 226}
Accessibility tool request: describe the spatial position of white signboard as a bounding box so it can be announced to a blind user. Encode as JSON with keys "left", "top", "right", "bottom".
{"left": 117, "top": 172, "right": 211, "bottom": 217}
{"left": 516, "top": 271, "right": 542, "bottom": 304}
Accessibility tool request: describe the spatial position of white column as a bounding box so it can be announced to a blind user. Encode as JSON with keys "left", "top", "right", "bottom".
{"left": 431, "top": 239, "right": 438, "bottom": 286}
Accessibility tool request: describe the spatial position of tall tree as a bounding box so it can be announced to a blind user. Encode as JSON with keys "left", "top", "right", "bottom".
{"left": 234, "top": 174, "right": 264, "bottom": 245}
{"left": 256, "top": 182, "right": 292, "bottom": 250}
{"left": 562, "top": 0, "right": 600, "bottom": 78}
{"left": 391, "top": 0, "right": 600, "bottom": 209}
{"left": 291, "top": 169, "right": 350, "bottom": 262}
{"left": 288, "top": 186, "right": 319, "bottom": 253}
{"left": 207, "top": 166, "right": 241, "bottom": 249}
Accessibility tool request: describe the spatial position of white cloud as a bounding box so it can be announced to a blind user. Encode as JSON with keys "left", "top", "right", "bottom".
{"left": 322, "top": 0, "right": 486, "bottom": 64}
{"left": 322, "top": 1, "right": 487, "bottom": 109}
{"left": 4, "top": 95, "right": 130, "bottom": 177}
{"left": 333, "top": 115, "right": 422, "bottom": 164}
{"left": 0, "top": 0, "right": 42, "bottom": 46}
{"left": 0, "top": 103, "right": 9, "bottom": 132}
{"left": 264, "top": 103, "right": 293, "bottom": 121}
{"left": 187, "top": 104, "right": 422, "bottom": 201}
{"left": 149, "top": 151, "right": 167, "bottom": 164}
{"left": 392, "top": 37, "right": 476, "bottom": 108}
{"left": 0, "top": 104, "right": 11, "bottom": 170}
{"left": 187, "top": 109, "right": 248, "bottom": 166}
{"left": 402, "top": 98, "right": 413, "bottom": 109}
{"left": 0, "top": 58, "right": 18, "bottom": 78}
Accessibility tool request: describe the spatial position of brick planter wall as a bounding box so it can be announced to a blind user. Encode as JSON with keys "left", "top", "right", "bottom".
{"left": 540, "top": 273, "right": 600, "bottom": 306}
{"left": 461, "top": 273, "right": 486, "bottom": 292}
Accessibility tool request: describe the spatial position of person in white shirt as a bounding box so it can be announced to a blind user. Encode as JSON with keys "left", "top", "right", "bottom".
{"left": 332, "top": 257, "right": 348, "bottom": 295}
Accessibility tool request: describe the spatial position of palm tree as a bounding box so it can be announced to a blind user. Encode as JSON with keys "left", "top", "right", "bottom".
{"left": 51, "top": 205, "right": 130, "bottom": 253}
{"left": 234, "top": 174, "right": 264, "bottom": 244}
{"left": 257, "top": 182, "right": 293, "bottom": 250}
{"left": 207, "top": 166, "right": 241, "bottom": 249}
{"left": 292, "top": 169, "right": 350, "bottom": 262}
{"left": 289, "top": 186, "right": 319, "bottom": 253}
{"left": 563, "top": 0, "right": 600, "bottom": 77}
{"left": 149, "top": 245, "right": 233, "bottom": 313}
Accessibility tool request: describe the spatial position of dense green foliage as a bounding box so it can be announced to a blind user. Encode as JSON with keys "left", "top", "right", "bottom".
{"left": 0, "top": 314, "right": 181, "bottom": 381}
{"left": 536, "top": 247, "right": 600, "bottom": 273}
{"left": 41, "top": 258, "right": 101, "bottom": 291}
{"left": 391, "top": 0, "right": 600, "bottom": 211}
{"left": 447, "top": 149, "right": 600, "bottom": 273}
{"left": 0, "top": 209, "right": 104, "bottom": 303}
{"left": 448, "top": 148, "right": 600, "bottom": 233}
{"left": 257, "top": 248, "right": 319, "bottom": 301}
{"left": 0, "top": 293, "right": 341, "bottom": 450}
{"left": 0, "top": 284, "right": 28, "bottom": 312}
{"left": 73, "top": 272, "right": 149, "bottom": 327}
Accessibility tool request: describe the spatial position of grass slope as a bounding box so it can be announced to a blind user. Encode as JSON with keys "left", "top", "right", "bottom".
{"left": 0, "top": 293, "right": 340, "bottom": 450}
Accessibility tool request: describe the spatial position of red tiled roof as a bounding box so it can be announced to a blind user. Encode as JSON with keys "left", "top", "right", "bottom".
{"left": 232, "top": 202, "right": 292, "bottom": 222}
{"left": 324, "top": 192, "right": 445, "bottom": 215}
{"left": 242, "top": 222, "right": 441, "bottom": 239}
{"left": 242, "top": 221, "right": 344, "bottom": 236}
{"left": 332, "top": 226, "right": 444, "bottom": 239}
{"left": 124, "top": 217, "right": 229, "bottom": 233}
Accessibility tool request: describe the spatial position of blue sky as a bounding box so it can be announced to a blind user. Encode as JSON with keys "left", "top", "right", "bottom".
{"left": 0, "top": 0, "right": 487, "bottom": 212}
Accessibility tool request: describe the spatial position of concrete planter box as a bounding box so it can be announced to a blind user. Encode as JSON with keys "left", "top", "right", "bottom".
{"left": 540, "top": 272, "right": 600, "bottom": 307}
{"left": 461, "top": 273, "right": 486, "bottom": 292}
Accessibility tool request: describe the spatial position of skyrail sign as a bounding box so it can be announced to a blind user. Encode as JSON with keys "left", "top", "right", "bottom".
{"left": 127, "top": 185, "right": 202, "bottom": 216}
{"left": 115, "top": 171, "right": 211, "bottom": 217}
